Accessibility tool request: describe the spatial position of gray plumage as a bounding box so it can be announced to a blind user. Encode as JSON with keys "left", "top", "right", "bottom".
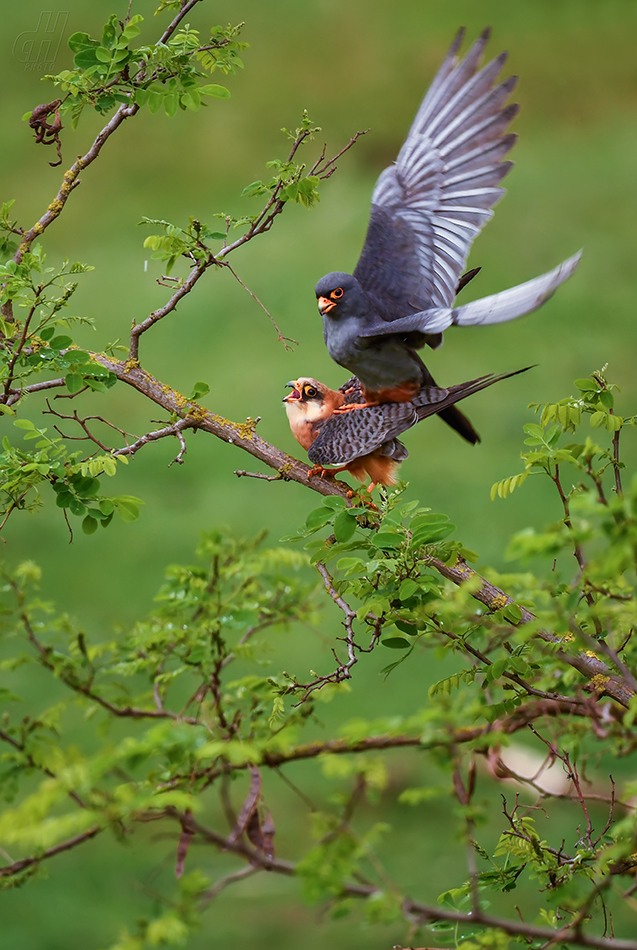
{"left": 316, "top": 28, "right": 581, "bottom": 399}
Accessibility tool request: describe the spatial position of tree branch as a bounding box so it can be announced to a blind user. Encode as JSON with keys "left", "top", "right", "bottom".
{"left": 178, "top": 810, "right": 637, "bottom": 950}
{"left": 0, "top": 826, "right": 102, "bottom": 879}
{"left": 88, "top": 353, "right": 350, "bottom": 497}
{"left": 425, "top": 555, "right": 635, "bottom": 708}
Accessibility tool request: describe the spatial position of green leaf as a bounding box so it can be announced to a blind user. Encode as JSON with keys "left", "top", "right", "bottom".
{"left": 322, "top": 496, "right": 347, "bottom": 510}
{"left": 115, "top": 496, "right": 143, "bottom": 522}
{"left": 411, "top": 523, "right": 455, "bottom": 546}
{"left": 503, "top": 602, "right": 523, "bottom": 623}
{"left": 148, "top": 91, "right": 164, "bottom": 114}
{"left": 189, "top": 381, "right": 210, "bottom": 400}
{"left": 68, "top": 497, "right": 86, "bottom": 517}
{"left": 381, "top": 638, "right": 411, "bottom": 649}
{"left": 398, "top": 579, "right": 419, "bottom": 600}
{"left": 74, "top": 48, "right": 101, "bottom": 69}
{"left": 199, "top": 83, "right": 231, "bottom": 99}
{"left": 396, "top": 620, "right": 419, "bottom": 636}
{"left": 333, "top": 511, "right": 357, "bottom": 542}
{"left": 372, "top": 532, "right": 402, "bottom": 549}
{"left": 71, "top": 475, "right": 100, "bottom": 498}
{"left": 68, "top": 31, "right": 97, "bottom": 52}
{"left": 65, "top": 373, "right": 84, "bottom": 394}
{"left": 49, "top": 335, "right": 73, "bottom": 350}
{"left": 82, "top": 515, "right": 98, "bottom": 535}
{"left": 305, "top": 508, "right": 333, "bottom": 531}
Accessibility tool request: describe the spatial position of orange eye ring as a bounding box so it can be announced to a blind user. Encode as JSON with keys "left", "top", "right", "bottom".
{"left": 331, "top": 287, "right": 344, "bottom": 299}
{"left": 304, "top": 386, "right": 317, "bottom": 398}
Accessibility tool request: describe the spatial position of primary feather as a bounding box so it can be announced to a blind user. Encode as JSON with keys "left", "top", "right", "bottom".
{"left": 316, "top": 30, "right": 581, "bottom": 398}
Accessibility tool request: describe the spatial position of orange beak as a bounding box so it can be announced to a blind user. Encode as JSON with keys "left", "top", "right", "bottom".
{"left": 317, "top": 296, "right": 336, "bottom": 315}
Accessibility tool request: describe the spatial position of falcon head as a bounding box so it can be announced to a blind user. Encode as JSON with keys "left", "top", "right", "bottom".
{"left": 315, "top": 272, "right": 367, "bottom": 318}
{"left": 283, "top": 378, "right": 339, "bottom": 451}
{"left": 282, "top": 377, "right": 344, "bottom": 430}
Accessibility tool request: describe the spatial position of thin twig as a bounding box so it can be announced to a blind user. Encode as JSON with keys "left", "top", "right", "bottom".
{"left": 0, "top": 826, "right": 102, "bottom": 879}
{"left": 220, "top": 261, "right": 297, "bottom": 349}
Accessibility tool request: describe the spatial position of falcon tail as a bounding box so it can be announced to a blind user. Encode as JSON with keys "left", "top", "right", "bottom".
{"left": 357, "top": 250, "right": 582, "bottom": 341}
{"left": 414, "top": 365, "right": 534, "bottom": 424}
{"left": 451, "top": 251, "right": 582, "bottom": 327}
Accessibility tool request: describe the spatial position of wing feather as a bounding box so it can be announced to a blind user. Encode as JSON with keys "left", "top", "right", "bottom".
{"left": 355, "top": 251, "right": 583, "bottom": 339}
{"left": 353, "top": 31, "right": 517, "bottom": 314}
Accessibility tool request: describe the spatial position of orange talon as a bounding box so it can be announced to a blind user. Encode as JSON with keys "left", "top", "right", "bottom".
{"left": 333, "top": 401, "right": 379, "bottom": 413}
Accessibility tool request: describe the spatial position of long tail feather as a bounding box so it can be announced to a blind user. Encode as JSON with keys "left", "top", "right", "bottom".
{"left": 451, "top": 251, "right": 582, "bottom": 327}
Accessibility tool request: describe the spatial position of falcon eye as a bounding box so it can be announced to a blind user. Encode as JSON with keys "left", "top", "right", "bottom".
{"left": 304, "top": 386, "right": 318, "bottom": 398}
{"left": 331, "top": 287, "right": 344, "bottom": 299}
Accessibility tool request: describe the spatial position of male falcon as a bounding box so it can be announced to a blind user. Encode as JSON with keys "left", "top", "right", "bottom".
{"left": 283, "top": 367, "right": 529, "bottom": 491}
{"left": 316, "top": 29, "right": 581, "bottom": 415}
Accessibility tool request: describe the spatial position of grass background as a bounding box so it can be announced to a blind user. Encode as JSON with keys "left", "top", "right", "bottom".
{"left": 1, "top": 0, "right": 637, "bottom": 946}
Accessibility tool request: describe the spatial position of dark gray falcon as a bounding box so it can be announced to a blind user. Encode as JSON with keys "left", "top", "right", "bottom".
{"left": 315, "top": 28, "right": 581, "bottom": 428}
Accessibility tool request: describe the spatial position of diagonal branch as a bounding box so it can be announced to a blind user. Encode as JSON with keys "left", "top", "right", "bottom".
{"left": 0, "top": 826, "right": 102, "bottom": 879}
{"left": 88, "top": 352, "right": 350, "bottom": 497}
{"left": 82, "top": 350, "right": 637, "bottom": 707}
{"left": 2, "top": 0, "right": 205, "bottom": 320}
{"left": 425, "top": 555, "right": 635, "bottom": 708}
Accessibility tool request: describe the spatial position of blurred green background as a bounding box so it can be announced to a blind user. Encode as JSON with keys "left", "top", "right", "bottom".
{"left": 1, "top": 0, "right": 637, "bottom": 946}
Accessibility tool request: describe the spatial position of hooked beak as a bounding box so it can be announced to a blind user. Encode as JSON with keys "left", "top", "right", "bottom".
{"left": 317, "top": 295, "right": 336, "bottom": 315}
{"left": 282, "top": 380, "right": 301, "bottom": 402}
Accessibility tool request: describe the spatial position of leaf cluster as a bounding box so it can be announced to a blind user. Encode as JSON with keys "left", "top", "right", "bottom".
{"left": 41, "top": 15, "right": 245, "bottom": 128}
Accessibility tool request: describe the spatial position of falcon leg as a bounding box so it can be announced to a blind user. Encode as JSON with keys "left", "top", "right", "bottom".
{"left": 307, "top": 464, "right": 350, "bottom": 479}
{"left": 332, "top": 400, "right": 379, "bottom": 413}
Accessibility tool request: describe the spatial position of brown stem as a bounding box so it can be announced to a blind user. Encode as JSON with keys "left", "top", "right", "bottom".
{"left": 425, "top": 555, "right": 635, "bottom": 708}
{"left": 178, "top": 811, "right": 637, "bottom": 950}
{"left": 87, "top": 352, "right": 351, "bottom": 498}
{"left": 129, "top": 261, "right": 210, "bottom": 361}
{"left": 0, "top": 826, "right": 102, "bottom": 879}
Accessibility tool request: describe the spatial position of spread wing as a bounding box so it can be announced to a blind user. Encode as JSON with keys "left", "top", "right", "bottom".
{"left": 353, "top": 28, "right": 517, "bottom": 317}
{"left": 355, "top": 251, "right": 583, "bottom": 339}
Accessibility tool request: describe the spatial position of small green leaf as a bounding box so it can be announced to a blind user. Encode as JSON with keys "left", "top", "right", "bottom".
{"left": 322, "top": 496, "right": 347, "bottom": 510}
{"left": 305, "top": 508, "right": 333, "bottom": 530}
{"left": 381, "top": 638, "right": 411, "bottom": 650}
{"left": 373, "top": 532, "right": 402, "bottom": 549}
{"left": 65, "top": 373, "right": 84, "bottom": 394}
{"left": 49, "top": 335, "right": 73, "bottom": 350}
{"left": 82, "top": 515, "right": 98, "bottom": 535}
{"left": 68, "top": 31, "right": 97, "bottom": 52}
{"left": 574, "top": 378, "right": 598, "bottom": 392}
{"left": 189, "top": 381, "right": 210, "bottom": 400}
{"left": 399, "top": 579, "right": 419, "bottom": 600}
{"left": 503, "top": 602, "right": 523, "bottom": 623}
{"left": 333, "top": 511, "right": 357, "bottom": 542}
{"left": 199, "top": 83, "right": 230, "bottom": 99}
